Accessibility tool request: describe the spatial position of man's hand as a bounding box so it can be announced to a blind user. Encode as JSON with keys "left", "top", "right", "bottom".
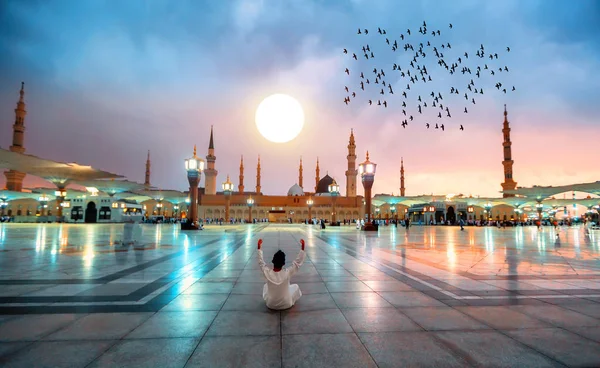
{"left": 300, "top": 239, "right": 305, "bottom": 251}
{"left": 258, "top": 239, "right": 263, "bottom": 250}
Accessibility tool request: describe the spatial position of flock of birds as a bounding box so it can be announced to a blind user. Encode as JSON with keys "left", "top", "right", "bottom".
{"left": 342, "top": 22, "right": 515, "bottom": 131}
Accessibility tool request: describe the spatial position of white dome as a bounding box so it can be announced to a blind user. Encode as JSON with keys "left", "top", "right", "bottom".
{"left": 287, "top": 184, "right": 304, "bottom": 196}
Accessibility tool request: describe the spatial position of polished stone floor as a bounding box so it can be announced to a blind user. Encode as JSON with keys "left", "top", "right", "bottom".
{"left": 0, "top": 222, "right": 599, "bottom": 367}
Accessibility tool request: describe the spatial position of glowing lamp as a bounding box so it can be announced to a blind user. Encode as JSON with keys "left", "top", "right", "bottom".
{"left": 222, "top": 175, "right": 234, "bottom": 193}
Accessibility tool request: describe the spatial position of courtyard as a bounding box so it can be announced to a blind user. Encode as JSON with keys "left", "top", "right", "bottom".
{"left": 0, "top": 222, "right": 599, "bottom": 367}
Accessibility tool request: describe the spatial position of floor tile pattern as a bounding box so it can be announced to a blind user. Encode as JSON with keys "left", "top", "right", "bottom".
{"left": 0, "top": 222, "right": 599, "bottom": 367}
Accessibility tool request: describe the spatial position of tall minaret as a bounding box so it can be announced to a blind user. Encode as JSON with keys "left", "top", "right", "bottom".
{"left": 400, "top": 157, "right": 405, "bottom": 196}
{"left": 204, "top": 126, "right": 218, "bottom": 195}
{"left": 315, "top": 157, "right": 320, "bottom": 192}
{"left": 501, "top": 104, "right": 517, "bottom": 197}
{"left": 345, "top": 129, "right": 357, "bottom": 197}
{"left": 4, "top": 82, "right": 27, "bottom": 191}
{"left": 144, "top": 150, "right": 151, "bottom": 188}
{"left": 238, "top": 155, "right": 245, "bottom": 193}
{"left": 256, "top": 155, "right": 261, "bottom": 194}
{"left": 299, "top": 157, "right": 303, "bottom": 189}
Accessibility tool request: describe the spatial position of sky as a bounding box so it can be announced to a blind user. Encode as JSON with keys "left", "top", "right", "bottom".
{"left": 1, "top": 0, "right": 599, "bottom": 197}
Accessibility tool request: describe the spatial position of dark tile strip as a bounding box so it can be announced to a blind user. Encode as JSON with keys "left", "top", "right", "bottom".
{"left": 0, "top": 237, "right": 222, "bottom": 285}
{"left": 316, "top": 234, "right": 478, "bottom": 299}
{"left": 0, "top": 232, "right": 252, "bottom": 314}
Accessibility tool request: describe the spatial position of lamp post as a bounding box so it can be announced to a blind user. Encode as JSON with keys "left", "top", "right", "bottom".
{"left": 173, "top": 205, "right": 179, "bottom": 218}
{"left": 535, "top": 202, "right": 544, "bottom": 223}
{"left": 306, "top": 197, "right": 314, "bottom": 223}
{"left": 54, "top": 189, "right": 67, "bottom": 219}
{"left": 375, "top": 207, "right": 380, "bottom": 220}
{"left": 514, "top": 208, "right": 522, "bottom": 223}
{"left": 222, "top": 175, "right": 234, "bottom": 223}
{"left": 358, "top": 151, "right": 377, "bottom": 231}
{"left": 467, "top": 206, "right": 474, "bottom": 221}
{"left": 328, "top": 179, "right": 340, "bottom": 224}
{"left": 484, "top": 203, "right": 492, "bottom": 223}
{"left": 391, "top": 206, "right": 396, "bottom": 220}
{"left": 184, "top": 146, "right": 205, "bottom": 230}
{"left": 0, "top": 200, "right": 7, "bottom": 216}
{"left": 156, "top": 201, "right": 163, "bottom": 215}
{"left": 38, "top": 195, "right": 49, "bottom": 216}
{"left": 246, "top": 196, "right": 254, "bottom": 224}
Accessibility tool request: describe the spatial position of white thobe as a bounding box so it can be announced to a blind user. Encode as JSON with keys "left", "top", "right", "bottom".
{"left": 258, "top": 249, "right": 306, "bottom": 310}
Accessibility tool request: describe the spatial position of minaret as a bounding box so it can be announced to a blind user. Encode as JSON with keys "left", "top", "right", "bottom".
{"left": 238, "top": 155, "right": 245, "bottom": 193}
{"left": 400, "top": 158, "right": 405, "bottom": 196}
{"left": 299, "top": 157, "right": 303, "bottom": 189}
{"left": 256, "top": 155, "right": 261, "bottom": 194}
{"left": 144, "top": 150, "right": 151, "bottom": 188}
{"left": 204, "top": 126, "right": 218, "bottom": 195}
{"left": 345, "top": 129, "right": 357, "bottom": 197}
{"left": 315, "top": 157, "right": 320, "bottom": 192}
{"left": 4, "top": 82, "right": 27, "bottom": 191}
{"left": 501, "top": 104, "right": 517, "bottom": 197}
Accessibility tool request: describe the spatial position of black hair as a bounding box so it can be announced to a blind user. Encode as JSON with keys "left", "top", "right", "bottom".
{"left": 272, "top": 250, "right": 286, "bottom": 268}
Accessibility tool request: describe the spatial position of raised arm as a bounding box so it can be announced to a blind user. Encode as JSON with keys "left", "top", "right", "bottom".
{"left": 257, "top": 239, "right": 266, "bottom": 269}
{"left": 288, "top": 239, "right": 306, "bottom": 277}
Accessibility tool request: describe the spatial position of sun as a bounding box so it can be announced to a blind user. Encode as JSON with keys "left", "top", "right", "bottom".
{"left": 255, "top": 94, "right": 304, "bottom": 143}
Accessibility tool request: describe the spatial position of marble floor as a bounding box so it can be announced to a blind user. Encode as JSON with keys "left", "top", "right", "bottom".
{"left": 0, "top": 222, "right": 599, "bottom": 367}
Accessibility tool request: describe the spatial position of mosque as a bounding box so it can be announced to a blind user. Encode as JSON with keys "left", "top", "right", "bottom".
{"left": 1, "top": 83, "right": 599, "bottom": 224}
{"left": 0, "top": 83, "right": 365, "bottom": 223}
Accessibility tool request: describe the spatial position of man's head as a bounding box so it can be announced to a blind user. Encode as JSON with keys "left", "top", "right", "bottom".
{"left": 272, "top": 250, "right": 286, "bottom": 269}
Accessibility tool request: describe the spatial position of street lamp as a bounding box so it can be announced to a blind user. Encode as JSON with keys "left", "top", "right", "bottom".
{"left": 358, "top": 151, "right": 377, "bottom": 231}
{"left": 156, "top": 201, "right": 163, "bottom": 215}
{"left": 222, "top": 175, "right": 234, "bottom": 223}
{"left": 246, "top": 196, "right": 254, "bottom": 224}
{"left": 328, "top": 179, "right": 340, "bottom": 224}
{"left": 54, "top": 189, "right": 67, "bottom": 219}
{"left": 173, "top": 205, "right": 179, "bottom": 218}
{"left": 38, "top": 194, "right": 49, "bottom": 216}
{"left": 391, "top": 206, "right": 396, "bottom": 220}
{"left": 0, "top": 200, "right": 7, "bottom": 216}
{"left": 306, "top": 197, "right": 314, "bottom": 222}
{"left": 514, "top": 208, "right": 522, "bottom": 222}
{"left": 535, "top": 202, "right": 544, "bottom": 222}
{"left": 484, "top": 202, "right": 492, "bottom": 222}
{"left": 184, "top": 145, "right": 205, "bottom": 230}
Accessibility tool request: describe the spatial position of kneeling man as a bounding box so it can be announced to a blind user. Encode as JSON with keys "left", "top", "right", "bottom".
{"left": 257, "top": 238, "right": 306, "bottom": 310}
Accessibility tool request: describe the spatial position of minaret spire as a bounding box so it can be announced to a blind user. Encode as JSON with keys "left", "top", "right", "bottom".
{"left": 144, "top": 150, "right": 151, "bottom": 188}
{"left": 238, "top": 155, "right": 245, "bottom": 193}
{"left": 4, "top": 82, "right": 28, "bottom": 191}
{"left": 345, "top": 129, "right": 357, "bottom": 197}
{"left": 501, "top": 104, "right": 517, "bottom": 197}
{"left": 256, "top": 155, "right": 261, "bottom": 194}
{"left": 204, "top": 125, "right": 218, "bottom": 195}
{"left": 299, "top": 157, "right": 303, "bottom": 189}
{"left": 400, "top": 157, "right": 405, "bottom": 196}
{"left": 315, "top": 157, "right": 320, "bottom": 192}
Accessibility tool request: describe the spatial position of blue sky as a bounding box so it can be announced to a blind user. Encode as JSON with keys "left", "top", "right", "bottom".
{"left": 1, "top": 0, "right": 599, "bottom": 196}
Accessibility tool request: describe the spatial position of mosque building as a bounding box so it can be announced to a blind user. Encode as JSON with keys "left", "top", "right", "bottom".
{"left": 195, "top": 128, "right": 364, "bottom": 223}
{"left": 2, "top": 83, "right": 598, "bottom": 224}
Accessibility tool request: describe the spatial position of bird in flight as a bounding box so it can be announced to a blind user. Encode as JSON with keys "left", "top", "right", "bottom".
{"left": 342, "top": 21, "right": 515, "bottom": 132}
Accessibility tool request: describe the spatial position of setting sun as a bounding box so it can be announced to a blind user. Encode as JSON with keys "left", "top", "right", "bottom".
{"left": 255, "top": 94, "right": 304, "bottom": 143}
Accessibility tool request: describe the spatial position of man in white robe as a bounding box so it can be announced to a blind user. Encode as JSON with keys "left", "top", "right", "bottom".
{"left": 257, "top": 238, "right": 306, "bottom": 310}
